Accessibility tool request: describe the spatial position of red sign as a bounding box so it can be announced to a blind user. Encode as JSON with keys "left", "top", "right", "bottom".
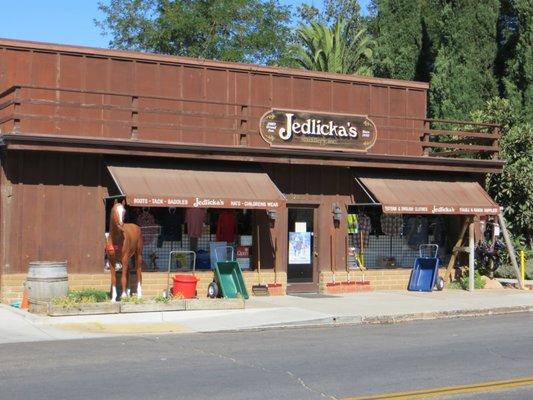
{"left": 236, "top": 246, "right": 250, "bottom": 258}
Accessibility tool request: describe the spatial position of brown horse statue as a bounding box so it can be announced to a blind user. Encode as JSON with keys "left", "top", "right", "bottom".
{"left": 105, "top": 200, "right": 143, "bottom": 301}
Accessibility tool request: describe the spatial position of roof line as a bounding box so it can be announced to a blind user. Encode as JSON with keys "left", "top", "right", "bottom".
{"left": 0, "top": 37, "right": 430, "bottom": 90}
{"left": 0, "top": 133, "right": 504, "bottom": 170}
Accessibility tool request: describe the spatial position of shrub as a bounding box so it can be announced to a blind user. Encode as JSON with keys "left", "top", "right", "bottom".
{"left": 448, "top": 270, "right": 486, "bottom": 290}
{"left": 153, "top": 293, "right": 170, "bottom": 303}
{"left": 495, "top": 257, "right": 533, "bottom": 280}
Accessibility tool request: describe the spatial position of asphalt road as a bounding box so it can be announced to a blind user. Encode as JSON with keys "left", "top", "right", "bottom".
{"left": 0, "top": 313, "right": 532, "bottom": 400}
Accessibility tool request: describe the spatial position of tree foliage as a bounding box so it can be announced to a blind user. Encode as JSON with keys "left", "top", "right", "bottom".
{"left": 499, "top": 0, "right": 532, "bottom": 122}
{"left": 429, "top": 0, "right": 500, "bottom": 120}
{"left": 297, "top": 0, "right": 363, "bottom": 39}
{"left": 471, "top": 98, "right": 533, "bottom": 246}
{"left": 96, "top": 0, "right": 293, "bottom": 65}
{"left": 369, "top": 0, "right": 423, "bottom": 81}
{"left": 293, "top": 19, "right": 373, "bottom": 75}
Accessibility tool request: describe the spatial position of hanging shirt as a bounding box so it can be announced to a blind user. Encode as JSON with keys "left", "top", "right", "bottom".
{"left": 347, "top": 214, "right": 358, "bottom": 234}
{"left": 136, "top": 209, "right": 158, "bottom": 245}
{"left": 185, "top": 208, "right": 206, "bottom": 238}
{"left": 433, "top": 216, "right": 446, "bottom": 247}
{"left": 216, "top": 211, "right": 237, "bottom": 242}
{"left": 158, "top": 208, "right": 183, "bottom": 241}
{"left": 380, "top": 214, "right": 403, "bottom": 236}
{"left": 406, "top": 216, "right": 429, "bottom": 248}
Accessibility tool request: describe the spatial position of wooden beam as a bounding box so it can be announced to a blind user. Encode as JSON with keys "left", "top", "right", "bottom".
{"left": 498, "top": 213, "right": 524, "bottom": 289}
{"left": 425, "top": 129, "right": 500, "bottom": 140}
{"left": 445, "top": 217, "right": 470, "bottom": 283}
{"left": 421, "top": 142, "right": 499, "bottom": 152}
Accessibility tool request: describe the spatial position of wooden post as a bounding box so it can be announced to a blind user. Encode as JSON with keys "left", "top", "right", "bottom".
{"left": 423, "top": 120, "right": 431, "bottom": 156}
{"left": 498, "top": 213, "right": 524, "bottom": 289}
{"left": 445, "top": 217, "right": 470, "bottom": 283}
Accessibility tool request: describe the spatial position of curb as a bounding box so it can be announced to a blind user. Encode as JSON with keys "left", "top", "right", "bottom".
{"left": 213, "top": 306, "right": 533, "bottom": 333}
{"left": 361, "top": 306, "right": 533, "bottom": 324}
{"left": 3, "top": 304, "right": 533, "bottom": 336}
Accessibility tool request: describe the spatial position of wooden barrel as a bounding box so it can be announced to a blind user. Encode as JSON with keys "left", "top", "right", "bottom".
{"left": 27, "top": 261, "right": 68, "bottom": 303}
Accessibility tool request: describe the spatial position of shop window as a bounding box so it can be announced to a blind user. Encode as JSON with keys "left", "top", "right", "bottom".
{"left": 104, "top": 206, "right": 255, "bottom": 272}
{"left": 346, "top": 206, "right": 454, "bottom": 268}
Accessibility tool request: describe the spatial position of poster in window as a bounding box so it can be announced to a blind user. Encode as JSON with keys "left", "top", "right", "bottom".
{"left": 289, "top": 232, "right": 311, "bottom": 264}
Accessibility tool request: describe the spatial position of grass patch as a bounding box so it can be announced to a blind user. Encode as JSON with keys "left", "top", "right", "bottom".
{"left": 120, "top": 294, "right": 145, "bottom": 304}
{"left": 52, "top": 288, "right": 109, "bottom": 306}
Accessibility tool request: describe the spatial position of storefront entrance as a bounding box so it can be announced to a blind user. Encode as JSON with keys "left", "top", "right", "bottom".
{"left": 287, "top": 207, "right": 318, "bottom": 293}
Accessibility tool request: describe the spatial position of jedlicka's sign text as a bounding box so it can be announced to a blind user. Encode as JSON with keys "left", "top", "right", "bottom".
{"left": 259, "top": 109, "right": 377, "bottom": 152}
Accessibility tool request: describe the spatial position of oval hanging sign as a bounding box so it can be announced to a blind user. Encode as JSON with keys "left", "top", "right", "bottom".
{"left": 259, "top": 109, "right": 377, "bottom": 152}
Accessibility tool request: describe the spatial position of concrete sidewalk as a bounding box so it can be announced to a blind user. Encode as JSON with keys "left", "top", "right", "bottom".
{"left": 1, "top": 289, "right": 532, "bottom": 344}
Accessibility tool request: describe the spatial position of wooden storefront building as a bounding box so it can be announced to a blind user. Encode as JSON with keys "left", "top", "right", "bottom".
{"left": 0, "top": 39, "right": 503, "bottom": 302}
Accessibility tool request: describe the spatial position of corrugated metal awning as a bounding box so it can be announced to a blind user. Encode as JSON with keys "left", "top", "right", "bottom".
{"left": 107, "top": 165, "right": 286, "bottom": 209}
{"left": 358, "top": 177, "right": 499, "bottom": 215}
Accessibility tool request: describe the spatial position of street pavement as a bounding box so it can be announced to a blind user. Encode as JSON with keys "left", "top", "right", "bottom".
{"left": 0, "top": 289, "right": 532, "bottom": 343}
{"left": 0, "top": 313, "right": 531, "bottom": 400}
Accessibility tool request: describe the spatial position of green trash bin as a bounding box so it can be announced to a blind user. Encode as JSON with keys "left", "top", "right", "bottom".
{"left": 214, "top": 261, "right": 249, "bottom": 300}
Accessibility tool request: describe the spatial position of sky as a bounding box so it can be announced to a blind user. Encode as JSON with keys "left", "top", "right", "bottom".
{"left": 0, "top": 0, "right": 370, "bottom": 49}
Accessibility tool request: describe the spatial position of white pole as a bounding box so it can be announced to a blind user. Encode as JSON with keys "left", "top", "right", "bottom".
{"left": 469, "top": 221, "right": 475, "bottom": 292}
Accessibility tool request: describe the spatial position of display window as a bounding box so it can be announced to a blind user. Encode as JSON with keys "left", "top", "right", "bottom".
{"left": 104, "top": 203, "right": 255, "bottom": 272}
{"left": 346, "top": 206, "right": 459, "bottom": 269}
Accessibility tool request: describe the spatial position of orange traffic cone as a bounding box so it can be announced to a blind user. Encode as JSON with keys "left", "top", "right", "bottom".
{"left": 21, "top": 286, "right": 29, "bottom": 310}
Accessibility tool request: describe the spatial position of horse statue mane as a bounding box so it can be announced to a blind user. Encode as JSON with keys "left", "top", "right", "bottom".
{"left": 105, "top": 200, "right": 143, "bottom": 302}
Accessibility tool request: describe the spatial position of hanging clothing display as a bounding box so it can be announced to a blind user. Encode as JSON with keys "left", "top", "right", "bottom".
{"left": 156, "top": 208, "right": 183, "bottom": 247}
{"left": 161, "top": 208, "right": 183, "bottom": 241}
{"left": 405, "top": 216, "right": 429, "bottom": 249}
{"left": 433, "top": 216, "right": 447, "bottom": 247}
{"left": 347, "top": 214, "right": 358, "bottom": 234}
{"left": 216, "top": 210, "right": 237, "bottom": 242}
{"left": 380, "top": 214, "right": 403, "bottom": 236}
{"left": 136, "top": 208, "right": 158, "bottom": 246}
{"left": 185, "top": 208, "right": 207, "bottom": 238}
{"left": 356, "top": 213, "right": 372, "bottom": 249}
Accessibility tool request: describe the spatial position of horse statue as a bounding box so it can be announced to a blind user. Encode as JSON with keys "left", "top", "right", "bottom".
{"left": 105, "top": 200, "right": 144, "bottom": 302}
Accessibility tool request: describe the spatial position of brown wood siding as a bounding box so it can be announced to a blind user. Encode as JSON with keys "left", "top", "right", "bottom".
{"left": 1, "top": 152, "right": 363, "bottom": 275}
{"left": 0, "top": 43, "right": 427, "bottom": 158}
{"left": 0, "top": 151, "right": 108, "bottom": 274}
{"left": 265, "top": 164, "right": 358, "bottom": 273}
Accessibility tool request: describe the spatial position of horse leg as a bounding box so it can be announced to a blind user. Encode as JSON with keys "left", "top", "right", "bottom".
{"left": 120, "top": 254, "right": 129, "bottom": 299}
{"left": 136, "top": 252, "right": 143, "bottom": 298}
{"left": 110, "top": 264, "right": 118, "bottom": 302}
{"left": 136, "top": 235, "right": 143, "bottom": 298}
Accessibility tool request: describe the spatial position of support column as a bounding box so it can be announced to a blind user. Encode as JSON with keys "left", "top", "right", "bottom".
{"left": 469, "top": 221, "right": 475, "bottom": 291}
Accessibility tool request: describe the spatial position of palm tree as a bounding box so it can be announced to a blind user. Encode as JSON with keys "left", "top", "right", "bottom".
{"left": 294, "top": 19, "right": 373, "bottom": 76}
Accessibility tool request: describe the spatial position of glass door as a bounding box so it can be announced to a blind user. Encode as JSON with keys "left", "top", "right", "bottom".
{"left": 287, "top": 208, "right": 315, "bottom": 286}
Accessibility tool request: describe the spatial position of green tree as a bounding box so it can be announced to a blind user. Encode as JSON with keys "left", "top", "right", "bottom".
{"left": 293, "top": 19, "right": 373, "bottom": 75}
{"left": 429, "top": 1, "right": 500, "bottom": 120}
{"left": 499, "top": 0, "right": 532, "bottom": 122}
{"left": 369, "top": 0, "right": 423, "bottom": 81}
{"left": 96, "top": 0, "right": 293, "bottom": 65}
{"left": 471, "top": 98, "right": 533, "bottom": 246}
{"left": 297, "top": 0, "right": 363, "bottom": 38}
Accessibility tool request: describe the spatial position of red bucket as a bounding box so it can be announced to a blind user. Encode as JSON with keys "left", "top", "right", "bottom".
{"left": 172, "top": 274, "right": 199, "bottom": 299}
